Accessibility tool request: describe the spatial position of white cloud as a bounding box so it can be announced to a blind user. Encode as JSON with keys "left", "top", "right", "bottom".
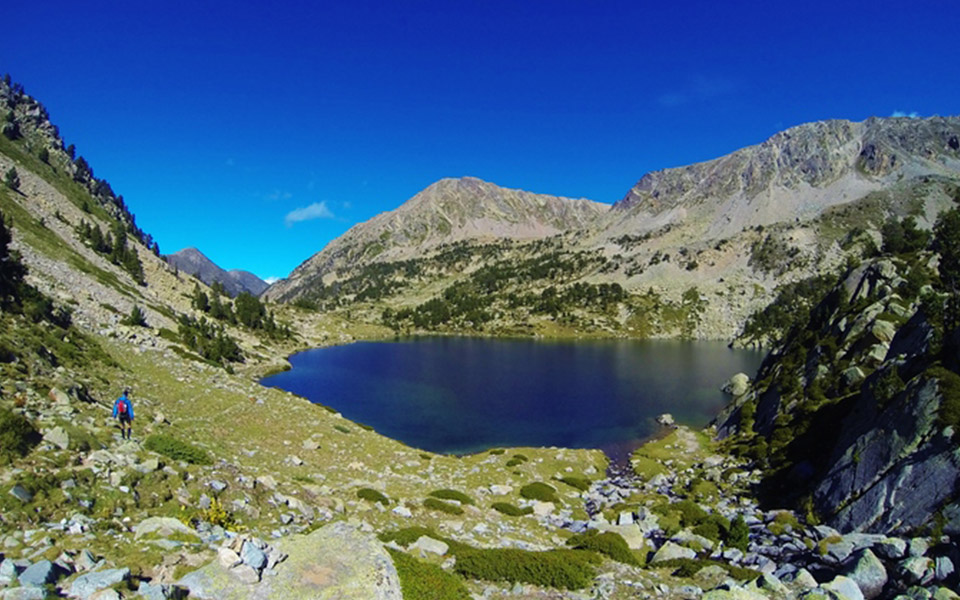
{"left": 891, "top": 110, "right": 920, "bottom": 118}
{"left": 264, "top": 276, "right": 281, "bottom": 284}
{"left": 284, "top": 201, "right": 335, "bottom": 227}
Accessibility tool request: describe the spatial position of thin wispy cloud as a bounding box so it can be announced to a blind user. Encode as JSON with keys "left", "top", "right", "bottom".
{"left": 266, "top": 190, "right": 293, "bottom": 202}
{"left": 284, "top": 201, "right": 335, "bottom": 227}
{"left": 658, "top": 75, "right": 735, "bottom": 108}
{"left": 264, "top": 276, "right": 281, "bottom": 284}
{"left": 891, "top": 110, "right": 921, "bottom": 118}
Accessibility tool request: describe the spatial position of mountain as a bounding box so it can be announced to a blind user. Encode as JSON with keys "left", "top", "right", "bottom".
{"left": 266, "top": 117, "right": 960, "bottom": 341}
{"left": 3, "top": 74, "right": 960, "bottom": 600}
{"left": 264, "top": 176, "right": 606, "bottom": 302}
{"left": 165, "top": 247, "right": 268, "bottom": 297}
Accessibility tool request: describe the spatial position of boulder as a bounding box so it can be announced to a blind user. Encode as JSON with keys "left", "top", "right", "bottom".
{"left": 136, "top": 581, "right": 182, "bottom": 600}
{"left": 8, "top": 486, "right": 32, "bottom": 504}
{"left": 896, "top": 556, "right": 933, "bottom": 585}
{"left": 240, "top": 541, "right": 267, "bottom": 571}
{"left": 68, "top": 568, "right": 131, "bottom": 600}
{"left": 133, "top": 517, "right": 200, "bottom": 542}
{"left": 873, "top": 537, "right": 907, "bottom": 560}
{"left": 17, "top": 560, "right": 61, "bottom": 587}
{"left": 843, "top": 549, "right": 887, "bottom": 600}
{"left": 657, "top": 413, "right": 675, "bottom": 427}
{"left": 43, "top": 426, "right": 70, "bottom": 450}
{"left": 650, "top": 541, "right": 697, "bottom": 563}
{"left": 411, "top": 536, "right": 448, "bottom": 556}
{"left": 178, "top": 522, "right": 402, "bottom": 600}
{"left": 821, "top": 575, "right": 865, "bottom": 600}
{"left": 2, "top": 587, "right": 47, "bottom": 600}
{"left": 933, "top": 588, "right": 960, "bottom": 600}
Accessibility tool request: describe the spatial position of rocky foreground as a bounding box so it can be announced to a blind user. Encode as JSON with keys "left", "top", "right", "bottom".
{"left": 2, "top": 414, "right": 957, "bottom": 599}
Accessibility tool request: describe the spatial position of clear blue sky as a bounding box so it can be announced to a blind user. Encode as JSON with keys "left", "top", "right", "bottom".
{"left": 2, "top": 1, "right": 958, "bottom": 281}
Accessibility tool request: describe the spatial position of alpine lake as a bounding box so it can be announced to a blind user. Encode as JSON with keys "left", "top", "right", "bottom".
{"left": 261, "top": 337, "right": 763, "bottom": 460}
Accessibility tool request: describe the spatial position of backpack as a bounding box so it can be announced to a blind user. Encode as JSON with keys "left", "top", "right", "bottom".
{"left": 117, "top": 399, "right": 127, "bottom": 414}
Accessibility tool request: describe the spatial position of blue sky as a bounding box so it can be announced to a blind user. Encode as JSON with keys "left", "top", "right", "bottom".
{"left": 2, "top": 1, "right": 958, "bottom": 281}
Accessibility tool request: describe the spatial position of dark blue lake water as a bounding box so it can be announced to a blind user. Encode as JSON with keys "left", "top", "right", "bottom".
{"left": 261, "top": 337, "right": 763, "bottom": 458}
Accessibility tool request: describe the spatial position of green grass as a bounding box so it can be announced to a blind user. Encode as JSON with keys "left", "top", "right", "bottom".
{"left": 454, "top": 548, "right": 600, "bottom": 590}
{"left": 491, "top": 502, "right": 533, "bottom": 517}
{"left": 424, "top": 497, "right": 464, "bottom": 515}
{"left": 143, "top": 434, "right": 212, "bottom": 465}
{"left": 928, "top": 366, "right": 960, "bottom": 438}
{"left": 653, "top": 558, "right": 760, "bottom": 581}
{"left": 520, "top": 482, "right": 559, "bottom": 503}
{"left": 428, "top": 489, "right": 474, "bottom": 505}
{"left": 566, "top": 530, "right": 641, "bottom": 566}
{"left": 356, "top": 488, "right": 390, "bottom": 505}
{"left": 555, "top": 476, "right": 591, "bottom": 492}
{"left": 387, "top": 548, "right": 470, "bottom": 600}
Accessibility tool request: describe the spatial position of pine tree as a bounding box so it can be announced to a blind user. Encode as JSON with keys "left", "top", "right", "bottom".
{"left": 3, "top": 167, "right": 19, "bottom": 191}
{"left": 122, "top": 304, "right": 147, "bottom": 327}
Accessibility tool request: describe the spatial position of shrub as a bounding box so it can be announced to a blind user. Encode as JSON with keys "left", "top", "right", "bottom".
{"left": 673, "top": 499, "right": 708, "bottom": 526}
{"left": 520, "top": 482, "right": 558, "bottom": 503}
{"left": 566, "top": 530, "right": 640, "bottom": 566}
{"left": 0, "top": 408, "right": 40, "bottom": 463}
{"left": 121, "top": 304, "right": 147, "bottom": 327}
{"left": 505, "top": 453, "right": 529, "bottom": 467}
{"left": 429, "top": 489, "right": 474, "bottom": 505}
{"left": 556, "top": 476, "right": 591, "bottom": 492}
{"left": 387, "top": 548, "right": 470, "bottom": 600}
{"left": 768, "top": 511, "right": 800, "bottom": 535}
{"left": 424, "top": 498, "right": 464, "bottom": 515}
{"left": 928, "top": 366, "right": 960, "bottom": 439}
{"left": 727, "top": 514, "right": 750, "bottom": 551}
{"left": 454, "top": 548, "right": 599, "bottom": 589}
{"left": 357, "top": 488, "right": 389, "bottom": 505}
{"left": 379, "top": 527, "right": 436, "bottom": 547}
{"left": 333, "top": 424, "right": 351, "bottom": 434}
{"left": 488, "top": 448, "right": 505, "bottom": 455}
{"left": 491, "top": 502, "right": 533, "bottom": 517}
{"left": 143, "top": 434, "right": 212, "bottom": 465}
{"left": 655, "top": 558, "right": 760, "bottom": 581}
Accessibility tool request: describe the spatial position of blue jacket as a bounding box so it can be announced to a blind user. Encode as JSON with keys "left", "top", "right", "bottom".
{"left": 113, "top": 394, "right": 134, "bottom": 419}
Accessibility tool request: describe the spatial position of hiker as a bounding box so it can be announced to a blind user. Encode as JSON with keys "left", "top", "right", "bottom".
{"left": 113, "top": 387, "right": 135, "bottom": 440}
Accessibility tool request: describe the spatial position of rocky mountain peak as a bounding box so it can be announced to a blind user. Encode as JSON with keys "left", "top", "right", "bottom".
{"left": 165, "top": 247, "right": 267, "bottom": 297}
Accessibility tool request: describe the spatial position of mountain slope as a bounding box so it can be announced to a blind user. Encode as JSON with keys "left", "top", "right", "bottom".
{"left": 266, "top": 117, "right": 960, "bottom": 341}
{"left": 166, "top": 247, "right": 268, "bottom": 297}
{"left": 264, "top": 176, "right": 607, "bottom": 302}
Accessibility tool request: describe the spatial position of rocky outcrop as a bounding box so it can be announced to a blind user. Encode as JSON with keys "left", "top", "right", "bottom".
{"left": 178, "top": 522, "right": 402, "bottom": 600}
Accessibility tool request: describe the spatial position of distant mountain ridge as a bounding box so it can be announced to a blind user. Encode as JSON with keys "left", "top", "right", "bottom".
{"left": 165, "top": 247, "right": 268, "bottom": 297}
{"left": 264, "top": 116, "right": 960, "bottom": 339}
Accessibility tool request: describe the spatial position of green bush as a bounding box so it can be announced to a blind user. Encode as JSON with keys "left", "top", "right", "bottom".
{"left": 0, "top": 408, "right": 39, "bottom": 463}
{"left": 491, "top": 502, "right": 533, "bottom": 516}
{"left": 727, "top": 514, "right": 750, "bottom": 552}
{"left": 143, "top": 434, "right": 211, "bottom": 465}
{"left": 654, "top": 557, "right": 760, "bottom": 581}
{"left": 928, "top": 366, "right": 960, "bottom": 438}
{"left": 692, "top": 514, "right": 731, "bottom": 543}
{"left": 378, "top": 527, "right": 471, "bottom": 554}
{"left": 520, "top": 482, "right": 559, "bottom": 503}
{"left": 387, "top": 548, "right": 470, "bottom": 600}
{"left": 488, "top": 448, "right": 505, "bottom": 455}
{"left": 555, "top": 476, "right": 591, "bottom": 492}
{"left": 429, "top": 489, "right": 474, "bottom": 505}
{"left": 566, "top": 530, "right": 640, "bottom": 566}
{"left": 454, "top": 548, "right": 600, "bottom": 589}
{"left": 357, "top": 488, "right": 390, "bottom": 505}
{"left": 424, "top": 497, "right": 464, "bottom": 515}
{"left": 674, "top": 499, "right": 708, "bottom": 526}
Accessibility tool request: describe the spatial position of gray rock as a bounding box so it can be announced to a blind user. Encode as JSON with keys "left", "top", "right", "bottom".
{"left": 43, "top": 426, "right": 70, "bottom": 450}
{"left": 725, "top": 373, "right": 751, "bottom": 397}
{"left": 844, "top": 549, "right": 887, "bottom": 600}
{"left": 74, "top": 550, "right": 99, "bottom": 572}
{"left": 133, "top": 517, "right": 200, "bottom": 542}
{"left": 240, "top": 541, "right": 267, "bottom": 571}
{"left": 136, "top": 581, "right": 182, "bottom": 600}
{"left": 8, "top": 486, "right": 32, "bottom": 504}
{"left": 178, "top": 522, "right": 401, "bottom": 600}
{"left": 230, "top": 564, "right": 260, "bottom": 584}
{"left": 651, "top": 541, "right": 697, "bottom": 563}
{"left": 1, "top": 587, "right": 47, "bottom": 600}
{"left": 908, "top": 538, "right": 929, "bottom": 557}
{"left": 209, "top": 481, "right": 227, "bottom": 493}
{"left": 89, "top": 589, "right": 121, "bottom": 600}
{"left": 411, "top": 536, "right": 448, "bottom": 556}
{"left": 657, "top": 413, "right": 675, "bottom": 426}
{"left": 897, "top": 557, "right": 933, "bottom": 585}
{"left": 69, "top": 568, "right": 130, "bottom": 600}
{"left": 873, "top": 537, "right": 907, "bottom": 560}
{"left": 17, "top": 560, "right": 61, "bottom": 587}
{"left": 933, "top": 556, "right": 954, "bottom": 581}
{"left": 218, "top": 548, "right": 241, "bottom": 569}
{"left": 822, "top": 575, "right": 865, "bottom": 600}
{"left": 792, "top": 568, "right": 819, "bottom": 590}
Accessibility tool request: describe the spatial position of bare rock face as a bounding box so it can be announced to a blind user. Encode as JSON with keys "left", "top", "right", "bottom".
{"left": 178, "top": 522, "right": 402, "bottom": 600}
{"left": 165, "top": 247, "right": 267, "bottom": 297}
